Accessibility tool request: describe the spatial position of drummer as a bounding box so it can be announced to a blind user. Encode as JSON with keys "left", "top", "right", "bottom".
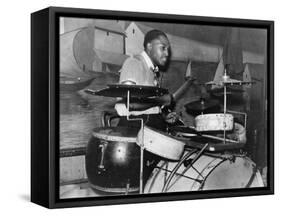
{"left": 115, "top": 29, "right": 177, "bottom": 131}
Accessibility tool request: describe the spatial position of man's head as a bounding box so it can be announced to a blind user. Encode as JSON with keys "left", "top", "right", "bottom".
{"left": 143, "top": 29, "right": 170, "bottom": 67}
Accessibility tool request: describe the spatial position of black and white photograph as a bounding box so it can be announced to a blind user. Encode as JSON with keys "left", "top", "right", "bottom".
{"left": 58, "top": 15, "right": 270, "bottom": 199}
{"left": 2, "top": 0, "right": 281, "bottom": 214}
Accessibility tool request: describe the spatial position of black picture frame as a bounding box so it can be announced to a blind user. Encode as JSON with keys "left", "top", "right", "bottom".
{"left": 31, "top": 6, "right": 274, "bottom": 208}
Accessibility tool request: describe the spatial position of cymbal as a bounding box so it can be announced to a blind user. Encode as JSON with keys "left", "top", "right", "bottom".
{"left": 60, "top": 77, "right": 95, "bottom": 92}
{"left": 208, "top": 86, "right": 244, "bottom": 94}
{"left": 184, "top": 98, "right": 220, "bottom": 115}
{"left": 205, "top": 76, "right": 254, "bottom": 86}
{"left": 85, "top": 83, "right": 169, "bottom": 98}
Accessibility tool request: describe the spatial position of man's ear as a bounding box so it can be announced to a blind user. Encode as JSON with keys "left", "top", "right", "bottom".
{"left": 146, "top": 42, "right": 152, "bottom": 52}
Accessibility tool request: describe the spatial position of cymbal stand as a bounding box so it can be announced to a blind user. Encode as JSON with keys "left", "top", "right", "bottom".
{"left": 126, "top": 90, "right": 145, "bottom": 194}
{"left": 222, "top": 69, "right": 229, "bottom": 145}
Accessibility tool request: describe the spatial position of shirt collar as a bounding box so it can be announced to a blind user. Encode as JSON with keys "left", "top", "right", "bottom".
{"left": 141, "top": 51, "right": 158, "bottom": 72}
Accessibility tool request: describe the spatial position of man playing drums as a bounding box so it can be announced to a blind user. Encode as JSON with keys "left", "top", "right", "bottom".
{"left": 115, "top": 29, "right": 178, "bottom": 131}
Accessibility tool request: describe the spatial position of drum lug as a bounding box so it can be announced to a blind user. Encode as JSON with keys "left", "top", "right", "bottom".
{"left": 230, "top": 155, "right": 236, "bottom": 163}
{"left": 223, "top": 153, "right": 236, "bottom": 163}
{"left": 183, "top": 158, "right": 193, "bottom": 167}
{"left": 98, "top": 140, "right": 108, "bottom": 172}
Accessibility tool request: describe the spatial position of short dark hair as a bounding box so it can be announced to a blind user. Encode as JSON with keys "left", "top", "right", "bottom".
{"left": 143, "top": 29, "right": 168, "bottom": 49}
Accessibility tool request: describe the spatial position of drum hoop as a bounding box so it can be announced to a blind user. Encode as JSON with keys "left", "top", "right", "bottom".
{"left": 89, "top": 182, "right": 139, "bottom": 193}
{"left": 145, "top": 161, "right": 168, "bottom": 193}
{"left": 143, "top": 147, "right": 181, "bottom": 161}
{"left": 198, "top": 156, "right": 253, "bottom": 190}
{"left": 92, "top": 132, "right": 137, "bottom": 142}
{"left": 195, "top": 113, "right": 233, "bottom": 119}
{"left": 145, "top": 155, "right": 264, "bottom": 193}
{"left": 196, "top": 157, "right": 226, "bottom": 190}
{"left": 139, "top": 126, "right": 185, "bottom": 160}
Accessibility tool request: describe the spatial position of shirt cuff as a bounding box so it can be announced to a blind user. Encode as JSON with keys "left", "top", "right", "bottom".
{"left": 114, "top": 103, "right": 161, "bottom": 116}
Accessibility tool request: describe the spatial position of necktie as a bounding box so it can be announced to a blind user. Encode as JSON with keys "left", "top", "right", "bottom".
{"left": 152, "top": 66, "right": 160, "bottom": 87}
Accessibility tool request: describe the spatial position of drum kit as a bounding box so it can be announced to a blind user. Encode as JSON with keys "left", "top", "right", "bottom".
{"left": 84, "top": 71, "right": 263, "bottom": 195}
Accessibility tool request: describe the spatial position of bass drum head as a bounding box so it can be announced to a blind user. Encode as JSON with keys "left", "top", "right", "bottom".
{"left": 144, "top": 153, "right": 264, "bottom": 194}
{"left": 86, "top": 127, "right": 140, "bottom": 193}
{"left": 201, "top": 157, "right": 263, "bottom": 190}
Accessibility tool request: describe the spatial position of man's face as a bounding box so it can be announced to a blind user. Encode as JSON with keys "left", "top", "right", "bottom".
{"left": 147, "top": 35, "right": 170, "bottom": 67}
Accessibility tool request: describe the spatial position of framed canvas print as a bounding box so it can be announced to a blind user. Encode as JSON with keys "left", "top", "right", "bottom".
{"left": 31, "top": 6, "right": 274, "bottom": 208}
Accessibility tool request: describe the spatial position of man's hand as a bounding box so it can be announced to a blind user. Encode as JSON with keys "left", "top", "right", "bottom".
{"left": 157, "top": 94, "right": 173, "bottom": 107}
{"left": 164, "top": 111, "right": 178, "bottom": 124}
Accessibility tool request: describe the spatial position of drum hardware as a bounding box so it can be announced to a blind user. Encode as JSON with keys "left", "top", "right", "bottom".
{"left": 204, "top": 69, "right": 247, "bottom": 144}
{"left": 125, "top": 90, "right": 145, "bottom": 194}
{"left": 228, "top": 154, "right": 236, "bottom": 163}
{"left": 97, "top": 140, "right": 107, "bottom": 172}
{"left": 245, "top": 166, "right": 258, "bottom": 188}
{"left": 183, "top": 158, "right": 193, "bottom": 168}
{"left": 155, "top": 162, "right": 202, "bottom": 183}
{"left": 125, "top": 181, "right": 131, "bottom": 195}
{"left": 162, "top": 143, "right": 209, "bottom": 192}
{"left": 101, "top": 110, "right": 120, "bottom": 127}
{"left": 160, "top": 167, "right": 202, "bottom": 183}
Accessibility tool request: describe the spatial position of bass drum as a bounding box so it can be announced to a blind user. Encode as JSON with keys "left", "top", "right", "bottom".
{"left": 86, "top": 127, "right": 156, "bottom": 193}
{"left": 144, "top": 151, "right": 264, "bottom": 193}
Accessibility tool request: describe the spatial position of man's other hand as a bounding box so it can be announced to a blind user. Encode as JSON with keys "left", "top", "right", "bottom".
{"left": 164, "top": 111, "right": 178, "bottom": 124}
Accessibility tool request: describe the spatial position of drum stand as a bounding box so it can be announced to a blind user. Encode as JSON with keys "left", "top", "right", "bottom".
{"left": 222, "top": 71, "right": 228, "bottom": 144}
{"left": 221, "top": 70, "right": 248, "bottom": 145}
{"left": 125, "top": 90, "right": 145, "bottom": 194}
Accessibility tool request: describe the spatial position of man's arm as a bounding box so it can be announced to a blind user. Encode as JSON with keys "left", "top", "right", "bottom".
{"left": 117, "top": 94, "right": 173, "bottom": 111}
{"left": 119, "top": 57, "right": 143, "bottom": 85}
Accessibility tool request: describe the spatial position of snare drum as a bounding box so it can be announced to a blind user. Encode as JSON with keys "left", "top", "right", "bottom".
{"left": 195, "top": 113, "right": 234, "bottom": 131}
{"left": 144, "top": 151, "right": 264, "bottom": 193}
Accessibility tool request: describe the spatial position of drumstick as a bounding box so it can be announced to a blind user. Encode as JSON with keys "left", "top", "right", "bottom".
{"left": 177, "top": 130, "right": 238, "bottom": 143}
{"left": 197, "top": 134, "right": 238, "bottom": 144}
{"left": 172, "top": 76, "right": 195, "bottom": 101}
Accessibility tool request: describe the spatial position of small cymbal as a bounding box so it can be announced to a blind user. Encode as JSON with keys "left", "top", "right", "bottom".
{"left": 205, "top": 75, "right": 255, "bottom": 86}
{"left": 208, "top": 86, "right": 245, "bottom": 99}
{"left": 184, "top": 98, "right": 220, "bottom": 115}
{"left": 208, "top": 86, "right": 244, "bottom": 93}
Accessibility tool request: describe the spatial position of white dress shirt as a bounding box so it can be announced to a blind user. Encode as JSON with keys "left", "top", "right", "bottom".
{"left": 115, "top": 51, "right": 161, "bottom": 116}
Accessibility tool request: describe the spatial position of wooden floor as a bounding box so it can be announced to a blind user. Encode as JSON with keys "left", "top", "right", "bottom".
{"left": 60, "top": 182, "right": 137, "bottom": 199}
